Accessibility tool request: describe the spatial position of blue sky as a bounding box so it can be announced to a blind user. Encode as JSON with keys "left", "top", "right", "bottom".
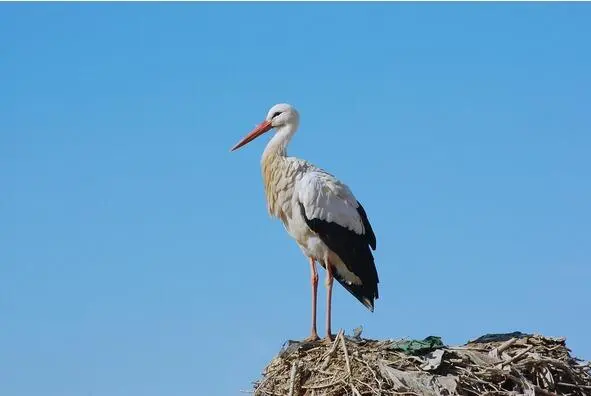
{"left": 1, "top": 3, "right": 590, "bottom": 396}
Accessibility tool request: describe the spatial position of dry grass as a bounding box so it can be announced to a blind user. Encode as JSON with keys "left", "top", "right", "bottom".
{"left": 249, "top": 331, "right": 591, "bottom": 396}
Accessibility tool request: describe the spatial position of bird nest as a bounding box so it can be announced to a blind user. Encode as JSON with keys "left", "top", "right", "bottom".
{"left": 251, "top": 331, "right": 591, "bottom": 396}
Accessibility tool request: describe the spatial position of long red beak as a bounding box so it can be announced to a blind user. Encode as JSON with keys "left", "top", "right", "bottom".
{"left": 230, "top": 120, "right": 274, "bottom": 152}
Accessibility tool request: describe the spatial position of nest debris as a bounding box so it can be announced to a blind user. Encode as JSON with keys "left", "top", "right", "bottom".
{"left": 250, "top": 330, "right": 591, "bottom": 396}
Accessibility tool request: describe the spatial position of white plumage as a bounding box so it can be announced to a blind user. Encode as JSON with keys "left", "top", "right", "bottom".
{"left": 231, "top": 103, "right": 379, "bottom": 342}
{"left": 297, "top": 171, "right": 366, "bottom": 235}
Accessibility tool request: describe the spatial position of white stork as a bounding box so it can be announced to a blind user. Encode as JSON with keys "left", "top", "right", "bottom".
{"left": 230, "top": 103, "right": 379, "bottom": 342}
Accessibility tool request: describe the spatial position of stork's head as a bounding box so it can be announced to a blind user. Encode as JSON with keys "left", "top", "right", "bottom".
{"left": 265, "top": 103, "right": 299, "bottom": 128}
{"left": 230, "top": 103, "right": 299, "bottom": 152}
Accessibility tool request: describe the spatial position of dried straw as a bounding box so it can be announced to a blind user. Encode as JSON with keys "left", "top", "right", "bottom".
{"left": 249, "top": 331, "right": 591, "bottom": 396}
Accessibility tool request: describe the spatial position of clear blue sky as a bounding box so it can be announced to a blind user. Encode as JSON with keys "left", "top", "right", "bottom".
{"left": 1, "top": 3, "right": 590, "bottom": 396}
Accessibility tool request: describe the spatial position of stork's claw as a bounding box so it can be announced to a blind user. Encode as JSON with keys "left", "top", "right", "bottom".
{"left": 303, "top": 333, "right": 320, "bottom": 343}
{"left": 324, "top": 333, "right": 335, "bottom": 343}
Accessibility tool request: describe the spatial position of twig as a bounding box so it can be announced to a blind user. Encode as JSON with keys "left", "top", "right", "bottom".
{"left": 497, "top": 337, "right": 519, "bottom": 353}
{"left": 497, "top": 345, "right": 534, "bottom": 367}
{"left": 302, "top": 374, "right": 348, "bottom": 390}
{"left": 557, "top": 382, "right": 591, "bottom": 390}
{"left": 448, "top": 346, "right": 491, "bottom": 352}
{"left": 354, "top": 356, "right": 381, "bottom": 389}
{"left": 533, "top": 387, "right": 561, "bottom": 396}
{"left": 350, "top": 383, "right": 362, "bottom": 396}
{"left": 339, "top": 330, "right": 352, "bottom": 376}
{"left": 253, "top": 371, "right": 274, "bottom": 395}
{"left": 354, "top": 376, "right": 379, "bottom": 394}
{"left": 287, "top": 361, "right": 298, "bottom": 396}
{"left": 320, "top": 330, "right": 342, "bottom": 370}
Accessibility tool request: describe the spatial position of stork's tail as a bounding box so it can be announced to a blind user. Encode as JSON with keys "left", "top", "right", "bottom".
{"left": 332, "top": 263, "right": 379, "bottom": 312}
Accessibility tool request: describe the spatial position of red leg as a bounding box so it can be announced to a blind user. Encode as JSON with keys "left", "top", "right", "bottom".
{"left": 304, "top": 257, "right": 319, "bottom": 342}
{"left": 325, "top": 257, "right": 334, "bottom": 341}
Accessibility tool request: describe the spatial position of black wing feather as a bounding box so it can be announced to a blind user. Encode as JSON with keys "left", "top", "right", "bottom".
{"left": 356, "top": 201, "right": 376, "bottom": 250}
{"left": 299, "top": 202, "right": 379, "bottom": 311}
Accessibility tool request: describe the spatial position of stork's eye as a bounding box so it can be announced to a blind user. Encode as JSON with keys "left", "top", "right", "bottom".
{"left": 272, "top": 112, "right": 282, "bottom": 119}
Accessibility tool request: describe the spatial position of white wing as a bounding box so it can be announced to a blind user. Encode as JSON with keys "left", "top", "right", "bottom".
{"left": 296, "top": 169, "right": 365, "bottom": 235}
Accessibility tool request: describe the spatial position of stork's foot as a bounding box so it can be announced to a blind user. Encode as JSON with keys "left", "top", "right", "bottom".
{"left": 303, "top": 332, "right": 320, "bottom": 343}
{"left": 324, "top": 333, "right": 335, "bottom": 343}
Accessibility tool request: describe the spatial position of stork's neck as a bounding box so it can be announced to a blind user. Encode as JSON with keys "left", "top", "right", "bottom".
{"left": 260, "top": 122, "right": 298, "bottom": 217}
{"left": 261, "top": 122, "right": 298, "bottom": 162}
